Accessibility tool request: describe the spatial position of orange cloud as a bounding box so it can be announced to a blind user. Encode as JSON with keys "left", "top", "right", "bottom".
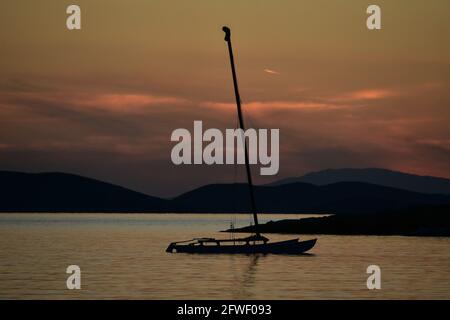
{"left": 333, "top": 89, "right": 397, "bottom": 102}
{"left": 263, "top": 69, "right": 280, "bottom": 75}
{"left": 416, "top": 139, "right": 450, "bottom": 151}
{"left": 1, "top": 92, "right": 187, "bottom": 115}
{"left": 77, "top": 94, "right": 186, "bottom": 112}
{"left": 203, "top": 101, "right": 341, "bottom": 111}
{"left": 202, "top": 88, "right": 405, "bottom": 112}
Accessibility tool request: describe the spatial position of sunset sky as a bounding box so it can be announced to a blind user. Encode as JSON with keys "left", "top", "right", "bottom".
{"left": 1, "top": 0, "right": 449, "bottom": 197}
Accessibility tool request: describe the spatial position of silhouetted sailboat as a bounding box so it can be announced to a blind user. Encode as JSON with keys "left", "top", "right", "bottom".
{"left": 166, "top": 26, "right": 317, "bottom": 254}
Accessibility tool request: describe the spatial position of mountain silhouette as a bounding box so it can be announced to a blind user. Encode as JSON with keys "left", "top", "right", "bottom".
{"left": 171, "top": 182, "right": 450, "bottom": 214}
{"left": 0, "top": 171, "right": 168, "bottom": 212}
{"left": 2, "top": 170, "right": 450, "bottom": 213}
{"left": 269, "top": 168, "right": 450, "bottom": 195}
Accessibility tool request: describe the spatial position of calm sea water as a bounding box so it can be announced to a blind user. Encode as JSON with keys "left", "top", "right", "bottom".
{"left": 0, "top": 213, "right": 449, "bottom": 299}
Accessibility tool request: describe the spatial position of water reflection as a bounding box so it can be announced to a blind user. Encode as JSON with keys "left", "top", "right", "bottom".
{"left": 231, "top": 254, "right": 261, "bottom": 299}
{"left": 0, "top": 213, "right": 449, "bottom": 299}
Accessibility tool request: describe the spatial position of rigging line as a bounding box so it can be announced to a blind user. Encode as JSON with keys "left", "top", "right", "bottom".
{"left": 243, "top": 104, "right": 259, "bottom": 131}
{"left": 233, "top": 118, "right": 253, "bottom": 230}
{"left": 240, "top": 102, "right": 259, "bottom": 226}
{"left": 238, "top": 106, "right": 257, "bottom": 226}
{"left": 231, "top": 118, "right": 239, "bottom": 241}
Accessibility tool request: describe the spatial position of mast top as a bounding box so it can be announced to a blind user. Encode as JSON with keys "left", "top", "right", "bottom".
{"left": 222, "top": 26, "right": 231, "bottom": 41}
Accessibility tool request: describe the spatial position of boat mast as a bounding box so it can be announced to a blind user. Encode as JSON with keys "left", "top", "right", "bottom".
{"left": 222, "top": 26, "right": 260, "bottom": 236}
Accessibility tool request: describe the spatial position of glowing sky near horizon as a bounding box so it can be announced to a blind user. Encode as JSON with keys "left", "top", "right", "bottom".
{"left": 0, "top": 0, "right": 449, "bottom": 197}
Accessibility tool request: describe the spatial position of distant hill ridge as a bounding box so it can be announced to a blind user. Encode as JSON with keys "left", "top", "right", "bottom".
{"left": 1, "top": 169, "right": 450, "bottom": 213}
{"left": 0, "top": 171, "right": 169, "bottom": 212}
{"left": 269, "top": 168, "right": 450, "bottom": 195}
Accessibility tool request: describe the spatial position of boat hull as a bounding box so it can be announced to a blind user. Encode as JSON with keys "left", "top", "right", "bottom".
{"left": 166, "top": 238, "right": 317, "bottom": 254}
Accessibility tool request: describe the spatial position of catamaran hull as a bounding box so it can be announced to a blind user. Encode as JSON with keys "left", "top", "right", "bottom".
{"left": 166, "top": 238, "right": 317, "bottom": 254}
